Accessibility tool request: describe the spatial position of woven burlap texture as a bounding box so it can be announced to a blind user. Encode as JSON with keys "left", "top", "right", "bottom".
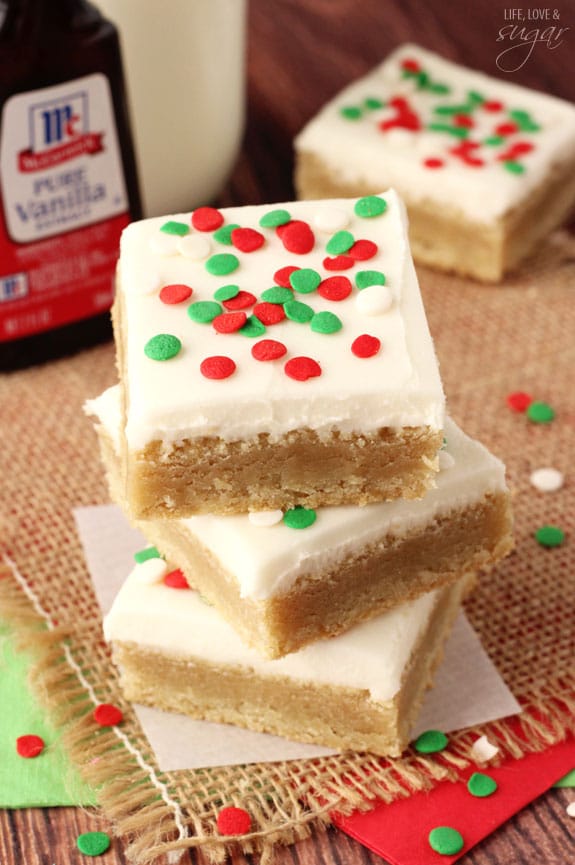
{"left": 1, "top": 230, "right": 574, "bottom": 864}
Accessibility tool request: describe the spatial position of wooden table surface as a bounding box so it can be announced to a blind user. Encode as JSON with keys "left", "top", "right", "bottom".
{"left": 2, "top": 1, "right": 574, "bottom": 863}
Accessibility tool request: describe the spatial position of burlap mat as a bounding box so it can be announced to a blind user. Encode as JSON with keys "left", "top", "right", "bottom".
{"left": 1, "top": 230, "right": 574, "bottom": 863}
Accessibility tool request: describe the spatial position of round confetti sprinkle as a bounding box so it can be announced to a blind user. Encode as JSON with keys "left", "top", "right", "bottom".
{"left": 16, "top": 734, "right": 45, "bottom": 758}
{"left": 253, "top": 302, "right": 285, "bottom": 325}
{"left": 527, "top": 401, "right": 555, "bottom": 423}
{"left": 248, "top": 510, "right": 284, "bottom": 527}
{"left": 259, "top": 209, "right": 291, "bottom": 228}
{"left": 323, "top": 254, "right": 355, "bottom": 271}
{"left": 311, "top": 311, "right": 342, "bottom": 334}
{"left": 535, "top": 525, "right": 565, "bottom": 548}
{"left": 231, "top": 226, "right": 265, "bottom": 252}
{"left": 506, "top": 391, "right": 532, "bottom": 412}
{"left": 529, "top": 467, "right": 564, "bottom": 493}
{"left": 149, "top": 231, "right": 180, "bottom": 256}
{"left": 423, "top": 157, "right": 445, "bottom": 169}
{"left": 566, "top": 802, "right": 575, "bottom": 818}
{"left": 414, "top": 729, "right": 448, "bottom": 754}
{"left": 214, "top": 284, "right": 240, "bottom": 302}
{"left": 351, "top": 334, "right": 381, "bottom": 358}
{"left": 285, "top": 356, "right": 321, "bottom": 381}
{"left": 200, "top": 355, "right": 236, "bottom": 379}
{"left": 93, "top": 704, "right": 123, "bottom": 727}
{"left": 160, "top": 219, "right": 189, "bottom": 236}
{"left": 134, "top": 546, "right": 161, "bottom": 563}
{"left": 274, "top": 265, "right": 300, "bottom": 287}
{"left": 290, "top": 268, "right": 321, "bottom": 294}
{"left": 277, "top": 220, "right": 315, "bottom": 254}
{"left": 144, "top": 333, "right": 182, "bottom": 361}
{"left": 213, "top": 223, "right": 240, "bottom": 245}
{"left": 222, "top": 290, "right": 256, "bottom": 310}
{"left": 188, "top": 301, "right": 222, "bottom": 323}
{"left": 428, "top": 826, "right": 464, "bottom": 856}
{"left": 355, "top": 269, "right": 386, "bottom": 290}
{"left": 467, "top": 772, "right": 498, "bottom": 798}
{"left": 354, "top": 195, "right": 387, "bottom": 218}
{"left": 164, "top": 568, "right": 190, "bottom": 588}
{"left": 283, "top": 506, "right": 317, "bottom": 529}
{"left": 216, "top": 806, "right": 252, "bottom": 836}
{"left": 326, "top": 229, "right": 355, "bottom": 255}
{"left": 356, "top": 284, "right": 393, "bottom": 315}
{"left": 284, "top": 300, "right": 314, "bottom": 323}
{"left": 205, "top": 253, "right": 239, "bottom": 276}
{"left": 318, "top": 275, "right": 352, "bottom": 302}
{"left": 261, "top": 286, "right": 293, "bottom": 304}
{"left": 213, "top": 311, "right": 247, "bottom": 333}
{"left": 177, "top": 234, "right": 211, "bottom": 260}
{"left": 76, "top": 831, "right": 111, "bottom": 857}
{"left": 312, "top": 207, "right": 349, "bottom": 233}
{"left": 192, "top": 206, "right": 224, "bottom": 232}
{"left": 251, "top": 339, "right": 287, "bottom": 361}
{"left": 133, "top": 558, "right": 168, "bottom": 585}
{"left": 348, "top": 238, "right": 378, "bottom": 261}
{"left": 159, "top": 283, "right": 193, "bottom": 305}
{"left": 240, "top": 316, "right": 266, "bottom": 338}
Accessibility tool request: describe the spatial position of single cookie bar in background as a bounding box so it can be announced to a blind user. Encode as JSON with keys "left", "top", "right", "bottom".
{"left": 87, "top": 386, "right": 513, "bottom": 659}
{"left": 112, "top": 190, "right": 445, "bottom": 518}
{"left": 104, "top": 559, "right": 475, "bottom": 758}
{"left": 294, "top": 43, "right": 575, "bottom": 282}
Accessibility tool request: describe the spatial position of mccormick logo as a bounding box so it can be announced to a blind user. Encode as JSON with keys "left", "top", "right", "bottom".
{"left": 18, "top": 89, "right": 104, "bottom": 173}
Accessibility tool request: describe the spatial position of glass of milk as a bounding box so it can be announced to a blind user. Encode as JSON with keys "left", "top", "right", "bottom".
{"left": 96, "top": 0, "right": 247, "bottom": 216}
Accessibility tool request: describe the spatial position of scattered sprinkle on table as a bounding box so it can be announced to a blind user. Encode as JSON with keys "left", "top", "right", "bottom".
{"left": 93, "top": 704, "right": 123, "bottom": 727}
{"left": 428, "top": 826, "right": 464, "bottom": 856}
{"left": 526, "top": 401, "right": 555, "bottom": 423}
{"left": 467, "top": 771, "right": 498, "bottom": 798}
{"left": 413, "top": 729, "right": 448, "bottom": 754}
{"left": 16, "top": 734, "right": 45, "bottom": 758}
{"left": 76, "top": 831, "right": 111, "bottom": 856}
{"left": 530, "top": 467, "right": 564, "bottom": 492}
{"left": 566, "top": 802, "right": 575, "bottom": 818}
{"left": 216, "top": 806, "right": 252, "bottom": 835}
{"left": 506, "top": 391, "right": 532, "bottom": 412}
{"left": 470, "top": 735, "right": 499, "bottom": 762}
{"left": 534, "top": 525, "right": 565, "bottom": 548}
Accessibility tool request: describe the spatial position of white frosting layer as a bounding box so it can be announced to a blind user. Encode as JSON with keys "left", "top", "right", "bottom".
{"left": 295, "top": 44, "right": 575, "bottom": 224}
{"left": 117, "top": 190, "right": 444, "bottom": 449}
{"left": 88, "top": 386, "right": 507, "bottom": 601}
{"left": 104, "top": 567, "right": 439, "bottom": 703}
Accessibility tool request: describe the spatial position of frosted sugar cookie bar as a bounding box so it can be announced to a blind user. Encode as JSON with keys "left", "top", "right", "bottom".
{"left": 295, "top": 44, "right": 575, "bottom": 282}
{"left": 88, "top": 386, "right": 512, "bottom": 659}
{"left": 104, "top": 561, "right": 474, "bottom": 757}
{"left": 112, "top": 190, "right": 444, "bottom": 517}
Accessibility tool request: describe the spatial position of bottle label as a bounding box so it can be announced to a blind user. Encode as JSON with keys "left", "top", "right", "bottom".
{"left": 0, "top": 73, "right": 131, "bottom": 341}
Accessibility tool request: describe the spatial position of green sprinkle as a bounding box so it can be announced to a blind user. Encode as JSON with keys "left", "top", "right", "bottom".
{"left": 205, "top": 253, "right": 239, "bottom": 276}
{"left": 134, "top": 546, "right": 161, "bottom": 563}
{"left": 434, "top": 103, "right": 471, "bottom": 115}
{"left": 509, "top": 109, "right": 541, "bottom": 131}
{"left": 467, "top": 772, "right": 498, "bottom": 798}
{"left": 240, "top": 316, "right": 266, "bottom": 338}
{"left": 340, "top": 105, "right": 362, "bottom": 120}
{"left": 76, "top": 831, "right": 111, "bottom": 857}
{"left": 428, "top": 122, "right": 469, "bottom": 138}
{"left": 414, "top": 729, "right": 448, "bottom": 754}
{"left": 311, "top": 311, "right": 342, "bottom": 334}
{"left": 503, "top": 160, "right": 526, "bottom": 175}
{"left": 326, "top": 230, "right": 355, "bottom": 255}
{"left": 364, "top": 96, "right": 384, "bottom": 110}
{"left": 354, "top": 195, "right": 387, "bottom": 218}
{"left": 415, "top": 70, "right": 430, "bottom": 89}
{"left": 467, "top": 89, "right": 485, "bottom": 105}
{"left": 429, "top": 82, "right": 451, "bottom": 95}
{"left": 261, "top": 286, "right": 293, "bottom": 304}
{"left": 144, "top": 333, "right": 181, "bottom": 361}
{"left": 187, "top": 301, "right": 222, "bottom": 323}
{"left": 535, "top": 525, "right": 565, "bottom": 548}
{"left": 290, "top": 268, "right": 321, "bottom": 294}
{"left": 527, "top": 401, "right": 555, "bottom": 423}
{"left": 214, "top": 284, "right": 239, "bottom": 302}
{"left": 213, "top": 223, "right": 240, "bottom": 245}
{"left": 355, "top": 269, "right": 386, "bottom": 290}
{"left": 283, "top": 506, "right": 317, "bottom": 530}
{"left": 284, "top": 300, "right": 314, "bottom": 323}
{"left": 484, "top": 135, "right": 505, "bottom": 146}
{"left": 428, "top": 826, "right": 464, "bottom": 856}
{"left": 259, "top": 209, "right": 291, "bottom": 228}
{"left": 160, "top": 220, "right": 189, "bottom": 237}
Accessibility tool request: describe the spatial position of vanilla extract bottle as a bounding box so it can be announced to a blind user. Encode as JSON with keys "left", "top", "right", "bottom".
{"left": 0, "top": 0, "right": 141, "bottom": 370}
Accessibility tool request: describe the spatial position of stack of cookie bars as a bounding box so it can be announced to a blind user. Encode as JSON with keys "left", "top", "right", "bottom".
{"left": 88, "top": 189, "right": 513, "bottom": 756}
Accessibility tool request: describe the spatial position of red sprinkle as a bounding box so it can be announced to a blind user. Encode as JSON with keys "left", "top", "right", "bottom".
{"left": 94, "top": 704, "right": 124, "bottom": 727}
{"left": 285, "top": 356, "right": 321, "bottom": 381}
{"left": 251, "top": 339, "right": 287, "bottom": 361}
{"left": 231, "top": 227, "right": 265, "bottom": 253}
{"left": 164, "top": 568, "right": 190, "bottom": 588}
{"left": 348, "top": 239, "right": 378, "bottom": 261}
{"left": 318, "top": 275, "right": 352, "bottom": 302}
{"left": 159, "top": 283, "right": 193, "bottom": 305}
{"left": 483, "top": 100, "right": 504, "bottom": 112}
{"left": 253, "top": 302, "right": 285, "bottom": 325}
{"left": 323, "top": 254, "right": 355, "bottom": 271}
{"left": 401, "top": 58, "right": 421, "bottom": 73}
{"left": 213, "top": 311, "right": 247, "bottom": 333}
{"left": 454, "top": 113, "right": 474, "bottom": 128}
{"left": 423, "top": 157, "right": 444, "bottom": 169}
{"left": 274, "top": 265, "right": 300, "bottom": 288}
{"left": 352, "top": 334, "right": 381, "bottom": 358}
{"left": 276, "top": 220, "right": 315, "bottom": 254}
{"left": 191, "top": 206, "right": 224, "bottom": 232}
{"left": 216, "top": 806, "right": 252, "bottom": 836}
{"left": 495, "top": 121, "right": 519, "bottom": 136}
{"left": 16, "top": 734, "right": 45, "bottom": 758}
{"left": 498, "top": 141, "right": 535, "bottom": 161}
{"left": 506, "top": 391, "right": 533, "bottom": 412}
{"left": 222, "top": 290, "right": 256, "bottom": 311}
{"left": 200, "top": 355, "right": 236, "bottom": 380}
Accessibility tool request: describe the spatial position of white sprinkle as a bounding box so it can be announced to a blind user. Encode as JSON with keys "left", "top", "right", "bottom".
{"left": 249, "top": 510, "right": 284, "bottom": 527}
{"left": 566, "top": 802, "right": 575, "bottom": 818}
{"left": 529, "top": 467, "right": 564, "bottom": 493}
{"left": 312, "top": 207, "right": 349, "bottom": 233}
{"left": 149, "top": 231, "right": 181, "bottom": 256}
{"left": 438, "top": 451, "right": 455, "bottom": 471}
{"left": 356, "top": 284, "right": 394, "bottom": 315}
{"left": 178, "top": 234, "right": 211, "bottom": 260}
{"left": 133, "top": 558, "right": 168, "bottom": 584}
{"left": 470, "top": 735, "right": 499, "bottom": 763}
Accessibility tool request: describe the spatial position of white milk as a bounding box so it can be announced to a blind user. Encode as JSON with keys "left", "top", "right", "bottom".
{"left": 96, "top": 0, "right": 247, "bottom": 216}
